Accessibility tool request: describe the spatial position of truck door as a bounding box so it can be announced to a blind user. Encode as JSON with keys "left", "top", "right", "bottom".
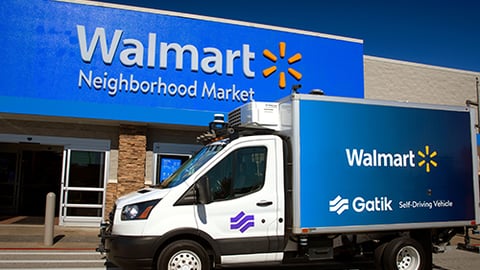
{"left": 195, "top": 136, "right": 284, "bottom": 263}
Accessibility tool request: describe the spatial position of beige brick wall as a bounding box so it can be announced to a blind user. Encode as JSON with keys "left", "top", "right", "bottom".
{"left": 364, "top": 56, "right": 479, "bottom": 107}
{"left": 105, "top": 125, "right": 147, "bottom": 216}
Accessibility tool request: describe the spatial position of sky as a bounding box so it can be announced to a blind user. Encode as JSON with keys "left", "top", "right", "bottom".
{"left": 94, "top": 0, "right": 480, "bottom": 72}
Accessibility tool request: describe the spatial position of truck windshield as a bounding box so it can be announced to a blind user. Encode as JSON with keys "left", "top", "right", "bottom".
{"left": 160, "top": 142, "right": 226, "bottom": 188}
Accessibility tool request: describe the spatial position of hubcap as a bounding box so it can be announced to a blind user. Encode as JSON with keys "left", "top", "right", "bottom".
{"left": 168, "top": 250, "right": 202, "bottom": 270}
{"left": 396, "top": 245, "right": 421, "bottom": 270}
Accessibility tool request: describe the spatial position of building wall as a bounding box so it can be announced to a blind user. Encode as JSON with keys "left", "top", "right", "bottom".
{"left": 364, "top": 56, "right": 479, "bottom": 107}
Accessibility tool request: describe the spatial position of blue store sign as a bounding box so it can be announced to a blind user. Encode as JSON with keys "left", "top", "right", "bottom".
{"left": 0, "top": 0, "right": 364, "bottom": 125}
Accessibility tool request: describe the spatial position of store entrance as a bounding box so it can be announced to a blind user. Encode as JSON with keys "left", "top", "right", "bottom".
{"left": 60, "top": 149, "right": 107, "bottom": 226}
{"left": 0, "top": 135, "right": 110, "bottom": 226}
{"left": 0, "top": 143, "right": 63, "bottom": 224}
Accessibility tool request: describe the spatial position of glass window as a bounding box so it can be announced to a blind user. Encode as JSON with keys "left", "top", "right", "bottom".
{"left": 156, "top": 154, "right": 190, "bottom": 183}
{"left": 68, "top": 151, "right": 105, "bottom": 188}
{"left": 63, "top": 150, "right": 106, "bottom": 220}
{"left": 161, "top": 142, "right": 226, "bottom": 188}
{"left": 153, "top": 142, "right": 202, "bottom": 185}
{"left": 205, "top": 146, "right": 267, "bottom": 201}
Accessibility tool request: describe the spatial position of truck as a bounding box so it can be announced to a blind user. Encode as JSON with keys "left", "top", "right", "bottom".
{"left": 98, "top": 93, "right": 480, "bottom": 270}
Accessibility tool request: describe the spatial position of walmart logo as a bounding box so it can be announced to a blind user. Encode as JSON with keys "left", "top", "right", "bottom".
{"left": 262, "top": 42, "right": 302, "bottom": 89}
{"left": 345, "top": 145, "right": 438, "bottom": 173}
{"left": 417, "top": 145, "right": 438, "bottom": 173}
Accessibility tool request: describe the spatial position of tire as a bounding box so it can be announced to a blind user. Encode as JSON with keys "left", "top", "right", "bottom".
{"left": 382, "top": 237, "right": 426, "bottom": 270}
{"left": 157, "top": 240, "right": 210, "bottom": 270}
{"left": 374, "top": 242, "right": 388, "bottom": 269}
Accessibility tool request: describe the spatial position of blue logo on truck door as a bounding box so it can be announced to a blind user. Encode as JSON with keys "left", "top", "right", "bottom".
{"left": 230, "top": 211, "right": 254, "bottom": 233}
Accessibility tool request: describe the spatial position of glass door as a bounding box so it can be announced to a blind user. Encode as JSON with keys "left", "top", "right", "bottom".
{"left": 60, "top": 149, "right": 108, "bottom": 226}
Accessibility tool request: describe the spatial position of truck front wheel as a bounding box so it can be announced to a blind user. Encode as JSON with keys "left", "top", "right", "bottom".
{"left": 157, "top": 240, "right": 210, "bottom": 270}
{"left": 382, "top": 237, "right": 426, "bottom": 270}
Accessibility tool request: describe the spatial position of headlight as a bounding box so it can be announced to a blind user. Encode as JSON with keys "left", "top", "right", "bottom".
{"left": 121, "top": 199, "right": 160, "bottom": 220}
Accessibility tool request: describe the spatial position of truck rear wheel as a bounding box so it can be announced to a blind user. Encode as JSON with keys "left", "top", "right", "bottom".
{"left": 374, "top": 242, "right": 388, "bottom": 269}
{"left": 157, "top": 240, "right": 210, "bottom": 270}
{"left": 382, "top": 237, "right": 426, "bottom": 270}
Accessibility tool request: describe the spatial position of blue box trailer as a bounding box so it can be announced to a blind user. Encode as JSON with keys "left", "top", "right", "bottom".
{"left": 281, "top": 94, "right": 480, "bottom": 233}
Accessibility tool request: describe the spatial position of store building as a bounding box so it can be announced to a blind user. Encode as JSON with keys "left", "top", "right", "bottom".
{"left": 0, "top": 0, "right": 478, "bottom": 226}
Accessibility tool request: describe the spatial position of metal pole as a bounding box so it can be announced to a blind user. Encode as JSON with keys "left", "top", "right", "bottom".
{"left": 44, "top": 192, "right": 56, "bottom": 246}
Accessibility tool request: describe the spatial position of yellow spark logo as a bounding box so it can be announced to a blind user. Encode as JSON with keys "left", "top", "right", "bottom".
{"left": 262, "top": 42, "right": 302, "bottom": 89}
{"left": 417, "top": 145, "right": 438, "bottom": 173}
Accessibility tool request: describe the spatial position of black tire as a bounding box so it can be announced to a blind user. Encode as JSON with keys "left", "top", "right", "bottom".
{"left": 382, "top": 237, "right": 426, "bottom": 270}
{"left": 374, "top": 242, "right": 388, "bottom": 269}
{"left": 157, "top": 240, "right": 210, "bottom": 270}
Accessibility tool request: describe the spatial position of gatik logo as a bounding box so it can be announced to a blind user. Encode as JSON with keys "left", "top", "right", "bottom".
{"left": 230, "top": 211, "right": 254, "bottom": 233}
{"left": 329, "top": 195, "right": 349, "bottom": 215}
{"left": 329, "top": 195, "right": 393, "bottom": 215}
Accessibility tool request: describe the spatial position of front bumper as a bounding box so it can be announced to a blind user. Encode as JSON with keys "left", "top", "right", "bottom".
{"left": 97, "top": 222, "right": 160, "bottom": 270}
{"left": 96, "top": 222, "right": 110, "bottom": 254}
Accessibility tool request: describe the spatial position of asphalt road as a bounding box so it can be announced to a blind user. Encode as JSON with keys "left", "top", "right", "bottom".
{"left": 432, "top": 247, "right": 480, "bottom": 270}
{"left": 225, "top": 247, "right": 480, "bottom": 270}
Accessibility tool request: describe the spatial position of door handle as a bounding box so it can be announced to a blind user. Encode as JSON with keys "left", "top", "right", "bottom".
{"left": 256, "top": 200, "right": 273, "bottom": 207}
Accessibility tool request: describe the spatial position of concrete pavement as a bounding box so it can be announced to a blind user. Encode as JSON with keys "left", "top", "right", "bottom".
{"left": 0, "top": 225, "right": 99, "bottom": 250}
{"left": 0, "top": 225, "right": 116, "bottom": 269}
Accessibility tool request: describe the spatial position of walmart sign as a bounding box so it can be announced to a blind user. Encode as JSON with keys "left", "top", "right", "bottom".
{"left": 76, "top": 25, "right": 256, "bottom": 101}
{"left": 345, "top": 145, "right": 439, "bottom": 173}
{"left": 0, "top": 0, "right": 364, "bottom": 125}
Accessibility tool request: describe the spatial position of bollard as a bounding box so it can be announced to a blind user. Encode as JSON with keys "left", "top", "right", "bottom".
{"left": 44, "top": 192, "right": 56, "bottom": 246}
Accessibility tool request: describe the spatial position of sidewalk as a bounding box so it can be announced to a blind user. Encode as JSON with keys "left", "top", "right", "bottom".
{"left": 0, "top": 224, "right": 100, "bottom": 250}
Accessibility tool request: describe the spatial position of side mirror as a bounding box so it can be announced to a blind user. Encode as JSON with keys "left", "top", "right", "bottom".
{"left": 196, "top": 176, "right": 211, "bottom": 204}
{"left": 174, "top": 177, "right": 211, "bottom": 206}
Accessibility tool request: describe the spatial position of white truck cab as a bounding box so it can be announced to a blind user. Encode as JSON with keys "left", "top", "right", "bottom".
{"left": 101, "top": 133, "right": 287, "bottom": 269}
